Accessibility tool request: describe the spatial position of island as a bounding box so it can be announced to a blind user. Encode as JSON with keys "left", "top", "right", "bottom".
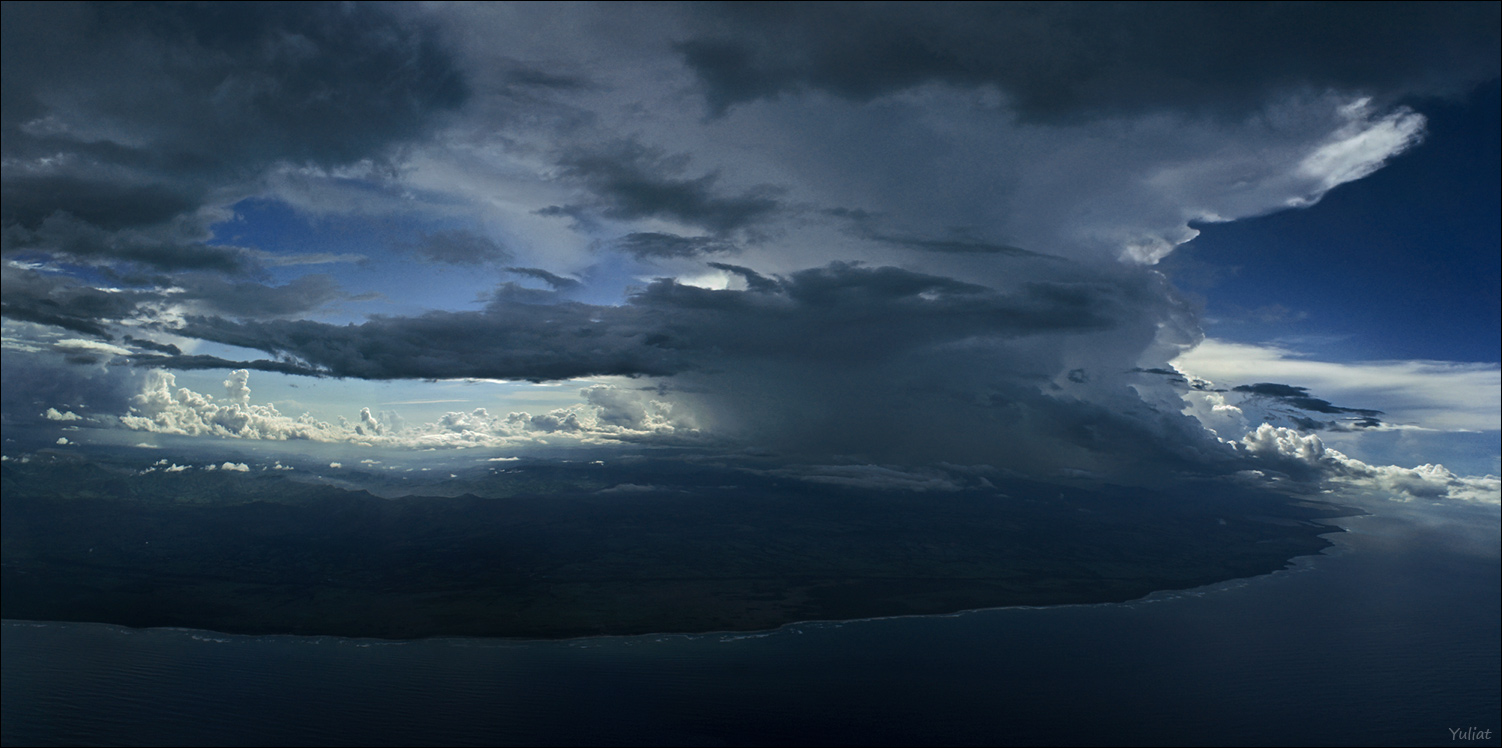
{"left": 1, "top": 456, "right": 1355, "bottom": 639}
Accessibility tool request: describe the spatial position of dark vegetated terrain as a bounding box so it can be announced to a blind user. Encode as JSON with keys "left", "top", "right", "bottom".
{"left": 1, "top": 458, "right": 1351, "bottom": 638}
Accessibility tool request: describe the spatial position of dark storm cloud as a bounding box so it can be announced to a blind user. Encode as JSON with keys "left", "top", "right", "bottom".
{"left": 2, "top": 177, "right": 204, "bottom": 235}
{"left": 174, "top": 298, "right": 675, "bottom": 382}
{"left": 122, "top": 336, "right": 182, "bottom": 357}
{"left": 870, "top": 235, "right": 1042, "bottom": 257}
{"left": 557, "top": 142, "right": 782, "bottom": 234}
{"left": 1, "top": 266, "right": 350, "bottom": 342}
{"left": 0, "top": 269, "right": 150, "bottom": 337}
{"left": 504, "top": 267, "right": 583, "bottom": 291}
{"left": 134, "top": 354, "right": 324, "bottom": 378}
{"left": 1135, "top": 367, "right": 1229, "bottom": 391}
{"left": 706, "top": 262, "right": 779, "bottom": 292}
{"left": 1232, "top": 383, "right": 1383, "bottom": 419}
{"left": 825, "top": 207, "right": 1048, "bottom": 258}
{"left": 1231, "top": 383, "right": 1381, "bottom": 417}
{"left": 2, "top": 214, "right": 253, "bottom": 274}
{"left": 404, "top": 230, "right": 513, "bottom": 266}
{"left": 616, "top": 232, "right": 738, "bottom": 259}
{"left": 174, "top": 274, "right": 348, "bottom": 318}
{"left": 0, "top": 348, "right": 141, "bottom": 429}
{"left": 1, "top": 1, "right": 466, "bottom": 270}
{"left": 1136, "top": 367, "right": 1188, "bottom": 383}
{"left": 167, "top": 262, "right": 1126, "bottom": 382}
{"left": 499, "top": 65, "right": 593, "bottom": 91}
{"left": 677, "top": 2, "right": 1500, "bottom": 118}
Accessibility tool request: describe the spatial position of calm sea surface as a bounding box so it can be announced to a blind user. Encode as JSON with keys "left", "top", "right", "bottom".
{"left": 4, "top": 497, "right": 1498, "bottom": 747}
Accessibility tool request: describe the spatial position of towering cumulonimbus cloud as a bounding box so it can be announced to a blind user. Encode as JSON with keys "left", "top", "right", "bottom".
{"left": 1, "top": 3, "right": 1495, "bottom": 494}
{"left": 138, "top": 258, "right": 1221, "bottom": 476}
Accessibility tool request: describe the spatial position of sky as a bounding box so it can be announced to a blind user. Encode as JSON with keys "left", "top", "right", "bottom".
{"left": 2, "top": 2, "right": 1498, "bottom": 501}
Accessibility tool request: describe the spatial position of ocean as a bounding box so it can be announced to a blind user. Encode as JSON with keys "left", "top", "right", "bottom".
{"left": 4, "top": 496, "right": 1498, "bottom": 746}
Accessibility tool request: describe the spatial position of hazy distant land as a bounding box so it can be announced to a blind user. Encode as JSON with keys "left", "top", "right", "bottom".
{"left": 1, "top": 457, "right": 1354, "bottom": 640}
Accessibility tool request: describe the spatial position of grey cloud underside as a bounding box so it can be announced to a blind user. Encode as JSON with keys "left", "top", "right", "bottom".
{"left": 169, "top": 263, "right": 1128, "bottom": 382}
{"left": 1232, "top": 382, "right": 1384, "bottom": 430}
{"left": 1136, "top": 367, "right": 1190, "bottom": 384}
{"left": 505, "top": 267, "right": 583, "bottom": 291}
{"left": 706, "top": 263, "right": 779, "bottom": 293}
{"left": 1143, "top": 368, "right": 1386, "bottom": 433}
{"left": 121, "top": 336, "right": 182, "bottom": 357}
{"left": 2, "top": 214, "right": 253, "bottom": 273}
{"left": 1232, "top": 383, "right": 1383, "bottom": 417}
{"left": 405, "top": 230, "right": 513, "bottom": 266}
{"left": 1, "top": 267, "right": 351, "bottom": 341}
{"left": 130, "top": 354, "right": 325, "bottom": 378}
{"left": 1, "top": 270, "right": 150, "bottom": 337}
{"left": 1, "top": 1, "right": 466, "bottom": 271}
{"left": 871, "top": 235, "right": 1043, "bottom": 257}
{"left": 616, "top": 232, "right": 739, "bottom": 259}
{"left": 555, "top": 142, "right": 782, "bottom": 234}
{"left": 1, "top": 347, "right": 142, "bottom": 429}
{"left": 175, "top": 274, "right": 349, "bottom": 319}
{"left": 823, "top": 207, "right": 1050, "bottom": 258}
{"left": 678, "top": 2, "right": 1500, "bottom": 118}
{"left": 496, "top": 61, "right": 594, "bottom": 92}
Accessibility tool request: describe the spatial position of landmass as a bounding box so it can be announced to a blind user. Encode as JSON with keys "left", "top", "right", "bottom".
{"left": 1, "top": 456, "right": 1355, "bottom": 639}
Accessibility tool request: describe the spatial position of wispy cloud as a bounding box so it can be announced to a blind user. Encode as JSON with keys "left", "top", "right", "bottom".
{"left": 1174, "top": 339, "right": 1500, "bottom": 432}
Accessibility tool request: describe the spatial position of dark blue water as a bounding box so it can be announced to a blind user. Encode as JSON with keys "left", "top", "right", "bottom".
{"left": 4, "top": 497, "right": 1498, "bottom": 747}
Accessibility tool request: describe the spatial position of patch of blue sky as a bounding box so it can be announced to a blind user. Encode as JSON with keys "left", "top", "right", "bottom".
{"left": 1318, "top": 428, "right": 1502, "bottom": 480}
{"left": 209, "top": 198, "right": 503, "bottom": 319}
{"left": 210, "top": 196, "right": 657, "bottom": 320}
{"left": 1165, "top": 81, "right": 1501, "bottom": 364}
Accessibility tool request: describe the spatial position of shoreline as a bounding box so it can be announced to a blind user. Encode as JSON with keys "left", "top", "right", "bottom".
{"left": 0, "top": 527, "right": 1351, "bottom": 644}
{"left": 2, "top": 461, "right": 1361, "bottom": 642}
{"left": 2, "top": 520, "right": 1350, "bottom": 642}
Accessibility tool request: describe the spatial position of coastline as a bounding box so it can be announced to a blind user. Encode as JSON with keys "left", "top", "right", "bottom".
{"left": 9, "top": 502, "right": 1495, "bottom": 748}
{"left": 2, "top": 459, "right": 1361, "bottom": 641}
{"left": 2, "top": 512, "right": 1355, "bottom": 642}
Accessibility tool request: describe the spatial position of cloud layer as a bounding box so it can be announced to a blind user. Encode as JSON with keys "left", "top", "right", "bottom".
{"left": 3, "top": 2, "right": 465, "bottom": 269}
{"left": 117, "top": 369, "right": 697, "bottom": 450}
{"left": 1175, "top": 339, "right": 1501, "bottom": 432}
{"left": 1238, "top": 424, "right": 1499, "bottom": 503}
{"left": 675, "top": 3, "right": 1499, "bottom": 118}
{"left": 2, "top": 3, "right": 1496, "bottom": 501}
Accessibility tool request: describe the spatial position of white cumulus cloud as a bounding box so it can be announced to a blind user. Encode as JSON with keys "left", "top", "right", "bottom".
{"left": 114, "top": 369, "right": 701, "bottom": 451}
{"left": 1238, "top": 424, "right": 1499, "bottom": 504}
